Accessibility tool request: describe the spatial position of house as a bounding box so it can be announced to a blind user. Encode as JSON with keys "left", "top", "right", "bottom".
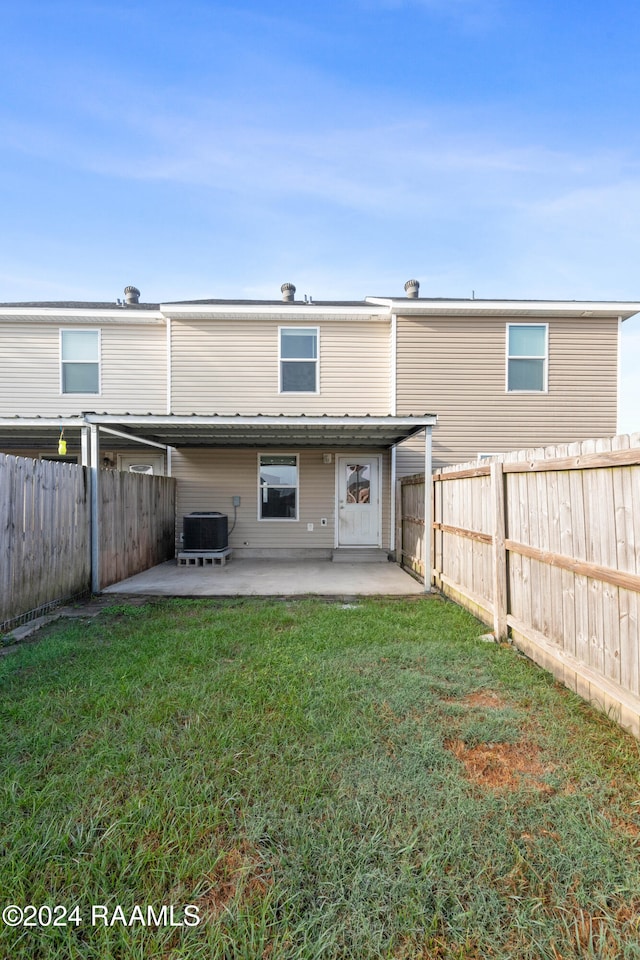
{"left": 1, "top": 280, "right": 639, "bottom": 570}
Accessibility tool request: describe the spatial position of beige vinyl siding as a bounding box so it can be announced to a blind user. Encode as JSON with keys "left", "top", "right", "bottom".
{"left": 171, "top": 447, "right": 390, "bottom": 552}
{"left": 0, "top": 322, "right": 167, "bottom": 416}
{"left": 396, "top": 315, "right": 619, "bottom": 471}
{"left": 170, "top": 318, "right": 391, "bottom": 415}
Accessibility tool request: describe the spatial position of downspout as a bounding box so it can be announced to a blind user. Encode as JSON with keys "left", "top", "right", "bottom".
{"left": 389, "top": 312, "right": 397, "bottom": 554}
{"left": 166, "top": 314, "right": 172, "bottom": 476}
{"left": 617, "top": 315, "right": 622, "bottom": 435}
{"left": 390, "top": 312, "right": 397, "bottom": 416}
{"left": 80, "top": 426, "right": 90, "bottom": 467}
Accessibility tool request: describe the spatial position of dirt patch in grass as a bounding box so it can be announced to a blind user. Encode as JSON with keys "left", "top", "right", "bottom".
{"left": 374, "top": 700, "right": 404, "bottom": 724}
{"left": 460, "top": 689, "right": 507, "bottom": 709}
{"left": 605, "top": 812, "right": 640, "bottom": 838}
{"left": 558, "top": 900, "right": 640, "bottom": 959}
{"left": 440, "top": 689, "right": 508, "bottom": 709}
{"left": 445, "top": 738, "right": 553, "bottom": 791}
{"left": 193, "top": 840, "right": 272, "bottom": 919}
{"left": 394, "top": 932, "right": 484, "bottom": 959}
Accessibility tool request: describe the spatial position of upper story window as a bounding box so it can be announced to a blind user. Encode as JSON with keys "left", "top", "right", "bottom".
{"left": 279, "top": 327, "right": 318, "bottom": 393}
{"left": 61, "top": 329, "right": 100, "bottom": 394}
{"left": 506, "top": 323, "right": 548, "bottom": 392}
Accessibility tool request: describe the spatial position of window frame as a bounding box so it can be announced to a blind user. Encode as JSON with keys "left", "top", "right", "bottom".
{"left": 60, "top": 328, "right": 101, "bottom": 396}
{"left": 505, "top": 322, "right": 548, "bottom": 393}
{"left": 257, "top": 452, "right": 299, "bottom": 522}
{"left": 278, "top": 326, "right": 320, "bottom": 395}
{"left": 39, "top": 453, "right": 79, "bottom": 464}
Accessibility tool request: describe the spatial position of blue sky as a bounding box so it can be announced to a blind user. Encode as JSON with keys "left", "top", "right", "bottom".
{"left": 1, "top": 0, "right": 639, "bottom": 430}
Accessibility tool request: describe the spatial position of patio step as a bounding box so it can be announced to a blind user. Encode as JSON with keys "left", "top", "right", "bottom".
{"left": 332, "top": 549, "right": 390, "bottom": 563}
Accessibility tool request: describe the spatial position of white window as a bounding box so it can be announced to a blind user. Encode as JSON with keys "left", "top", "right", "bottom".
{"left": 506, "top": 324, "right": 547, "bottom": 392}
{"left": 279, "top": 327, "right": 318, "bottom": 393}
{"left": 258, "top": 454, "right": 298, "bottom": 520}
{"left": 61, "top": 329, "right": 100, "bottom": 394}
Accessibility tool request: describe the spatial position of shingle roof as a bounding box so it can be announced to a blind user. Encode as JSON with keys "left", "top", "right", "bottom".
{"left": 0, "top": 298, "right": 370, "bottom": 310}
{"left": 161, "top": 298, "right": 371, "bottom": 307}
{"left": 0, "top": 301, "right": 160, "bottom": 309}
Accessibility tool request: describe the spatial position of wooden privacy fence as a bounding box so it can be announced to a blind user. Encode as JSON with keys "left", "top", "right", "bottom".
{"left": 1, "top": 454, "right": 177, "bottom": 631}
{"left": 399, "top": 434, "right": 640, "bottom": 739}
{"left": 0, "top": 454, "right": 91, "bottom": 629}
{"left": 396, "top": 473, "right": 427, "bottom": 580}
{"left": 99, "top": 469, "right": 176, "bottom": 589}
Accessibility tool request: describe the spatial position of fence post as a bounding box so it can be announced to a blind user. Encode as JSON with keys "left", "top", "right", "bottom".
{"left": 490, "top": 460, "right": 508, "bottom": 639}
{"left": 432, "top": 473, "right": 442, "bottom": 588}
{"left": 395, "top": 477, "right": 402, "bottom": 567}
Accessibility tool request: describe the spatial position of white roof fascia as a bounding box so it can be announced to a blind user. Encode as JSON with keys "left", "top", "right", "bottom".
{"left": 161, "top": 303, "right": 390, "bottom": 320}
{"left": 0, "top": 307, "right": 164, "bottom": 324}
{"left": 0, "top": 417, "right": 86, "bottom": 427}
{"left": 364, "top": 298, "right": 640, "bottom": 320}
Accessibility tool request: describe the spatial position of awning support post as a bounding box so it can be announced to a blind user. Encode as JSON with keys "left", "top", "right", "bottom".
{"left": 90, "top": 424, "right": 100, "bottom": 594}
{"left": 424, "top": 427, "right": 432, "bottom": 593}
{"left": 389, "top": 444, "right": 396, "bottom": 554}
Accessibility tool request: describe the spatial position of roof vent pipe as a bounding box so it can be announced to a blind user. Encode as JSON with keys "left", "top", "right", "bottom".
{"left": 124, "top": 285, "right": 140, "bottom": 304}
{"left": 404, "top": 279, "right": 420, "bottom": 299}
{"left": 281, "top": 282, "right": 296, "bottom": 302}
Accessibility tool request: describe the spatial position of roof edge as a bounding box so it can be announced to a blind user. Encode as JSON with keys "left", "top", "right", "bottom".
{"left": 365, "top": 297, "right": 640, "bottom": 319}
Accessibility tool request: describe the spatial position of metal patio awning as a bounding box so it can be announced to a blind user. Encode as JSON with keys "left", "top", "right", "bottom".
{"left": 0, "top": 417, "right": 88, "bottom": 451}
{"left": 0, "top": 413, "right": 437, "bottom": 598}
{"left": 85, "top": 413, "right": 438, "bottom": 448}
{"left": 0, "top": 414, "right": 437, "bottom": 451}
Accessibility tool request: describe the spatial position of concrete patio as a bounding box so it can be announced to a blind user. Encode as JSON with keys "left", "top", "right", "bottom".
{"left": 102, "top": 558, "right": 426, "bottom": 597}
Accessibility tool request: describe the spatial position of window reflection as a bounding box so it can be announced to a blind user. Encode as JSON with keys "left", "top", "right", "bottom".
{"left": 346, "top": 464, "right": 370, "bottom": 504}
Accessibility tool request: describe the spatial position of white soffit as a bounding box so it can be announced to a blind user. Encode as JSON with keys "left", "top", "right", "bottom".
{"left": 365, "top": 298, "right": 640, "bottom": 320}
{"left": 160, "top": 304, "right": 389, "bottom": 321}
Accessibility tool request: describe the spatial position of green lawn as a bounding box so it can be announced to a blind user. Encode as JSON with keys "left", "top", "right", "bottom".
{"left": 1, "top": 596, "right": 639, "bottom": 959}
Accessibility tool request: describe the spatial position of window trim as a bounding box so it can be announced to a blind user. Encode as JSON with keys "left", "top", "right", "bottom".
{"left": 505, "top": 322, "right": 548, "bottom": 393}
{"left": 39, "top": 453, "right": 79, "bottom": 464}
{"left": 257, "top": 452, "right": 300, "bottom": 522}
{"left": 278, "top": 326, "right": 320, "bottom": 394}
{"left": 60, "top": 328, "right": 101, "bottom": 396}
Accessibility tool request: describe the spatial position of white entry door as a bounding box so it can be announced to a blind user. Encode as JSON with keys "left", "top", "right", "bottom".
{"left": 337, "top": 457, "right": 381, "bottom": 546}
